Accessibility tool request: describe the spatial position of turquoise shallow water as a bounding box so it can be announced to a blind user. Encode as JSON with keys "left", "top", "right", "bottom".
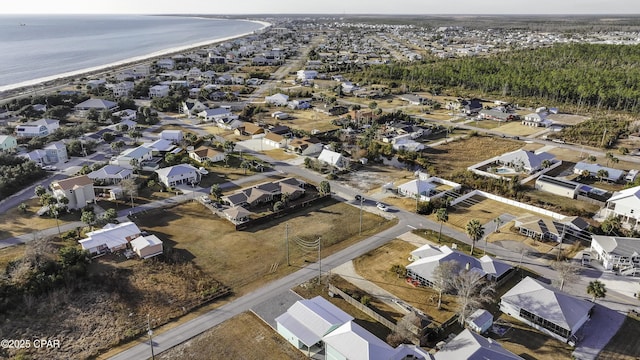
{"left": 0, "top": 15, "right": 263, "bottom": 90}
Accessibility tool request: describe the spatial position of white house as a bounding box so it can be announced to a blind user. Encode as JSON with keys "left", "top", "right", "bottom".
{"left": 318, "top": 149, "right": 349, "bottom": 170}
{"left": 275, "top": 296, "right": 354, "bottom": 353}
{"left": 407, "top": 245, "right": 513, "bottom": 287}
{"left": 156, "top": 58, "right": 175, "bottom": 69}
{"left": 149, "top": 85, "right": 170, "bottom": 98}
{"left": 604, "top": 185, "right": 640, "bottom": 229}
{"left": 296, "top": 69, "right": 318, "bottom": 81}
{"left": 265, "top": 93, "right": 289, "bottom": 106}
{"left": 15, "top": 118, "right": 59, "bottom": 138}
{"left": 112, "top": 109, "right": 137, "bottom": 122}
{"left": 0, "top": 135, "right": 17, "bottom": 152}
{"left": 263, "top": 132, "right": 287, "bottom": 148}
{"left": 535, "top": 175, "right": 580, "bottom": 199}
{"left": 111, "top": 145, "right": 153, "bottom": 169}
{"left": 181, "top": 100, "right": 208, "bottom": 118}
{"left": 590, "top": 235, "right": 640, "bottom": 275}
{"left": 189, "top": 146, "right": 225, "bottom": 163}
{"left": 87, "top": 164, "right": 133, "bottom": 184}
{"left": 434, "top": 329, "right": 522, "bottom": 360}
{"left": 20, "top": 149, "right": 48, "bottom": 166}
{"left": 155, "top": 164, "right": 200, "bottom": 188}
{"left": 111, "top": 81, "right": 134, "bottom": 98}
{"left": 496, "top": 149, "right": 555, "bottom": 174}
{"left": 144, "top": 139, "right": 176, "bottom": 154}
{"left": 574, "top": 162, "right": 625, "bottom": 183}
{"left": 44, "top": 141, "right": 68, "bottom": 164}
{"left": 79, "top": 222, "right": 141, "bottom": 255}
{"left": 500, "top": 277, "right": 593, "bottom": 343}
{"left": 160, "top": 130, "right": 183, "bottom": 144}
{"left": 323, "top": 321, "right": 396, "bottom": 360}
{"left": 197, "top": 108, "right": 238, "bottom": 124}
{"left": 50, "top": 175, "right": 95, "bottom": 210}
{"left": 130, "top": 234, "right": 163, "bottom": 259}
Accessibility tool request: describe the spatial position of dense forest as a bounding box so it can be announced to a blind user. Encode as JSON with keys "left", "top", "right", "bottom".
{"left": 0, "top": 154, "right": 46, "bottom": 199}
{"left": 350, "top": 44, "right": 640, "bottom": 112}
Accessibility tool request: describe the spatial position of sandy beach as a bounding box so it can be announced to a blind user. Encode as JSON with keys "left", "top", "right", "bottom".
{"left": 0, "top": 18, "right": 271, "bottom": 100}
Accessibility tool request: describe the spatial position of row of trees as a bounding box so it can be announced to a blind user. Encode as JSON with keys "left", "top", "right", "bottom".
{"left": 352, "top": 43, "right": 640, "bottom": 112}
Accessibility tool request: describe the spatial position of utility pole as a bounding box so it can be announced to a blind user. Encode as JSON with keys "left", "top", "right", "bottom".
{"left": 317, "top": 237, "right": 322, "bottom": 285}
{"left": 359, "top": 197, "right": 363, "bottom": 235}
{"left": 285, "top": 223, "right": 290, "bottom": 266}
{"left": 147, "top": 314, "right": 155, "bottom": 360}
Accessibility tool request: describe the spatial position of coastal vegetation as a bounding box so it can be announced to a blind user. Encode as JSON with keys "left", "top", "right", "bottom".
{"left": 0, "top": 154, "right": 46, "bottom": 199}
{"left": 349, "top": 44, "right": 640, "bottom": 112}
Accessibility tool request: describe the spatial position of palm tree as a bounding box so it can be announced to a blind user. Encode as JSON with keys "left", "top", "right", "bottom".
{"left": 436, "top": 208, "right": 448, "bottom": 243}
{"left": 210, "top": 184, "right": 222, "bottom": 200}
{"left": 223, "top": 140, "right": 235, "bottom": 154}
{"left": 587, "top": 280, "right": 606, "bottom": 303}
{"left": 605, "top": 152, "right": 614, "bottom": 166}
{"left": 580, "top": 169, "right": 591, "bottom": 179}
{"left": 493, "top": 216, "right": 503, "bottom": 233}
{"left": 240, "top": 160, "right": 251, "bottom": 175}
{"left": 587, "top": 155, "right": 597, "bottom": 163}
{"left": 466, "top": 219, "right": 484, "bottom": 255}
{"left": 541, "top": 159, "right": 552, "bottom": 169}
{"left": 597, "top": 169, "right": 609, "bottom": 183}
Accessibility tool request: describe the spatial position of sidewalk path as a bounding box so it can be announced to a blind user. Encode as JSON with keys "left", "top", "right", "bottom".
{"left": 332, "top": 260, "right": 409, "bottom": 315}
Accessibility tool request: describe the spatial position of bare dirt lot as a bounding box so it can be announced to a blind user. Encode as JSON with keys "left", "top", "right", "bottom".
{"left": 424, "top": 135, "right": 523, "bottom": 177}
{"left": 342, "top": 165, "right": 415, "bottom": 193}
{"left": 0, "top": 198, "right": 78, "bottom": 239}
{"left": 133, "top": 200, "right": 394, "bottom": 295}
{"left": 157, "top": 312, "right": 302, "bottom": 360}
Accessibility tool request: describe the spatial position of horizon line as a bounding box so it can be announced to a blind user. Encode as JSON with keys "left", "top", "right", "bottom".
{"left": 4, "top": 13, "right": 640, "bottom": 16}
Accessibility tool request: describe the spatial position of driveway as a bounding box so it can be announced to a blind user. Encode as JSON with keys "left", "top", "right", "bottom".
{"left": 572, "top": 303, "right": 626, "bottom": 360}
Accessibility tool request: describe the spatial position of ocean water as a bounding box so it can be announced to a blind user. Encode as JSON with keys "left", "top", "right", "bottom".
{"left": 0, "top": 15, "right": 266, "bottom": 91}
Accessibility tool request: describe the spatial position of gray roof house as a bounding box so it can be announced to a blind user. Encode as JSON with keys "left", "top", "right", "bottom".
{"left": 574, "top": 162, "right": 625, "bottom": 183}
{"left": 87, "top": 165, "right": 132, "bottom": 184}
{"left": 434, "top": 329, "right": 522, "bottom": 360}
{"left": 496, "top": 149, "right": 555, "bottom": 174}
{"left": 500, "top": 277, "right": 593, "bottom": 344}
{"left": 407, "top": 245, "right": 514, "bottom": 287}
{"left": 590, "top": 235, "right": 640, "bottom": 275}
{"left": 155, "top": 164, "right": 200, "bottom": 188}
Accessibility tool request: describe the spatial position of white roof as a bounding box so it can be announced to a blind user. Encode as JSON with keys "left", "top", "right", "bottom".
{"left": 411, "top": 243, "right": 446, "bottom": 260}
{"left": 322, "top": 321, "right": 395, "bottom": 360}
{"left": 466, "top": 309, "right": 493, "bottom": 329}
{"left": 155, "top": 164, "right": 199, "bottom": 178}
{"left": 498, "top": 149, "right": 554, "bottom": 170}
{"left": 144, "top": 139, "right": 175, "bottom": 152}
{"left": 608, "top": 185, "right": 640, "bottom": 203}
{"left": 574, "top": 162, "right": 625, "bottom": 181}
{"left": 275, "top": 296, "right": 353, "bottom": 347}
{"left": 79, "top": 222, "right": 141, "bottom": 251}
{"left": 87, "top": 165, "right": 132, "bottom": 180}
{"left": 318, "top": 149, "right": 343, "bottom": 166}
{"left": 398, "top": 179, "right": 437, "bottom": 196}
{"left": 121, "top": 145, "right": 152, "bottom": 159}
{"left": 130, "top": 234, "right": 163, "bottom": 251}
{"left": 434, "top": 329, "right": 522, "bottom": 360}
{"left": 501, "top": 277, "right": 593, "bottom": 332}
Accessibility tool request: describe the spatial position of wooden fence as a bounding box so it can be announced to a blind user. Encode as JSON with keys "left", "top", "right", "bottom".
{"left": 328, "top": 283, "right": 398, "bottom": 332}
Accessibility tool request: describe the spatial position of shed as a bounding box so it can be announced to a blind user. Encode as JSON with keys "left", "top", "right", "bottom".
{"left": 466, "top": 309, "right": 493, "bottom": 334}
{"left": 130, "top": 235, "right": 164, "bottom": 259}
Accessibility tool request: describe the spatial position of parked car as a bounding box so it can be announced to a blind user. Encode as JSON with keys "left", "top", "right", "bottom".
{"left": 376, "top": 202, "right": 389, "bottom": 211}
{"left": 200, "top": 196, "right": 212, "bottom": 204}
{"left": 355, "top": 194, "right": 364, "bottom": 202}
{"left": 42, "top": 165, "right": 57, "bottom": 171}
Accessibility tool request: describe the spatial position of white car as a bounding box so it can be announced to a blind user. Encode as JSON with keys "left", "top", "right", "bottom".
{"left": 200, "top": 196, "right": 212, "bottom": 204}
{"left": 376, "top": 202, "right": 389, "bottom": 212}
{"left": 42, "top": 165, "right": 57, "bottom": 171}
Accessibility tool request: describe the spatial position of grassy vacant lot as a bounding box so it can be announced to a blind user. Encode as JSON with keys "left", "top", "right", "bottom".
{"left": 352, "top": 239, "right": 458, "bottom": 325}
{"left": 157, "top": 312, "right": 302, "bottom": 360}
{"left": 294, "top": 276, "right": 395, "bottom": 341}
{"left": 522, "top": 187, "right": 601, "bottom": 216}
{"left": 446, "top": 195, "right": 539, "bottom": 230}
{"left": 134, "top": 199, "right": 394, "bottom": 295}
{"left": 342, "top": 165, "right": 415, "bottom": 193}
{"left": 267, "top": 109, "right": 340, "bottom": 133}
{"left": 494, "top": 121, "right": 546, "bottom": 136}
{"left": 0, "top": 198, "right": 78, "bottom": 239}
{"left": 262, "top": 148, "right": 298, "bottom": 161}
{"left": 599, "top": 314, "right": 640, "bottom": 359}
{"left": 424, "top": 135, "right": 522, "bottom": 177}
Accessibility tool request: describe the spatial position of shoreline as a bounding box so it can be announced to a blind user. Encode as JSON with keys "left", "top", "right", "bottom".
{"left": 0, "top": 18, "right": 272, "bottom": 99}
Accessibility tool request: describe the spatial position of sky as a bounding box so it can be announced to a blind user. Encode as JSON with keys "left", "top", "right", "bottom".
{"left": 3, "top": 0, "right": 640, "bottom": 15}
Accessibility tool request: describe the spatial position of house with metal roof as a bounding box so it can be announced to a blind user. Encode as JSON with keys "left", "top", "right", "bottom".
{"left": 155, "top": 164, "right": 200, "bottom": 188}
{"left": 604, "top": 185, "right": 640, "bottom": 229}
{"left": 434, "top": 329, "right": 522, "bottom": 360}
{"left": 130, "top": 234, "right": 163, "bottom": 259}
{"left": 590, "top": 235, "right": 640, "bottom": 275}
{"left": 318, "top": 148, "right": 349, "bottom": 170}
{"left": 535, "top": 175, "right": 580, "bottom": 199}
{"left": 74, "top": 98, "right": 118, "bottom": 116}
{"left": 573, "top": 162, "right": 625, "bottom": 183}
{"left": 323, "top": 320, "right": 396, "bottom": 360}
{"left": 407, "top": 245, "right": 513, "bottom": 287}
{"left": 496, "top": 149, "right": 555, "bottom": 174}
{"left": 15, "top": 118, "right": 59, "bottom": 138}
{"left": 276, "top": 296, "right": 353, "bottom": 354}
{"left": 500, "top": 277, "right": 593, "bottom": 344}
{"left": 111, "top": 145, "right": 153, "bottom": 169}
{"left": 79, "top": 221, "right": 141, "bottom": 255}
{"left": 87, "top": 165, "right": 132, "bottom": 184}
